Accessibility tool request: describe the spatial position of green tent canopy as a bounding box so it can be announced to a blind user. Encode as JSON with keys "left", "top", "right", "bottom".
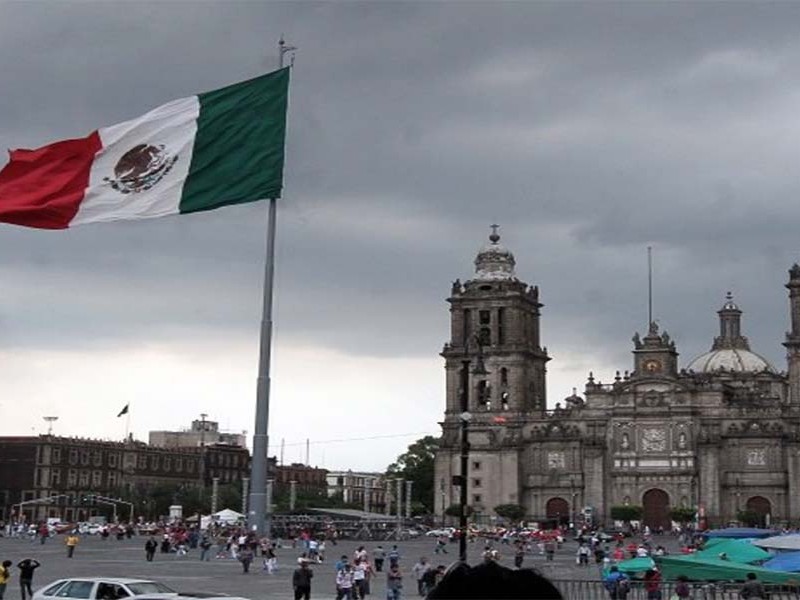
{"left": 654, "top": 555, "right": 800, "bottom": 584}
{"left": 616, "top": 557, "right": 655, "bottom": 575}
{"left": 696, "top": 539, "right": 771, "bottom": 564}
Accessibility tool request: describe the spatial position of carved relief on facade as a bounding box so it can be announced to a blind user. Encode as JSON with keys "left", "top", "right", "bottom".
{"left": 641, "top": 428, "right": 667, "bottom": 453}
{"left": 547, "top": 451, "right": 565, "bottom": 470}
{"left": 746, "top": 448, "right": 766, "bottom": 466}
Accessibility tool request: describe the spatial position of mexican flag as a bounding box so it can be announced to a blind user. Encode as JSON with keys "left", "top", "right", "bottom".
{"left": 0, "top": 67, "right": 290, "bottom": 229}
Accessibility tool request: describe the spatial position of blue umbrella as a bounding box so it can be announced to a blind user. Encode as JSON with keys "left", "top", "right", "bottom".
{"left": 763, "top": 552, "right": 800, "bottom": 572}
{"left": 703, "top": 528, "right": 776, "bottom": 539}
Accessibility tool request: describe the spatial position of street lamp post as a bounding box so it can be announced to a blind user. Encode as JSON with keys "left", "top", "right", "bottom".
{"left": 458, "top": 359, "right": 471, "bottom": 563}
{"left": 570, "top": 476, "right": 577, "bottom": 532}
{"left": 457, "top": 334, "right": 488, "bottom": 563}
{"left": 440, "top": 478, "right": 446, "bottom": 528}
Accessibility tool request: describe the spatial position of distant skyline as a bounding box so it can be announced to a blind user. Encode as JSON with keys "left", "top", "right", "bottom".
{"left": 3, "top": 3, "right": 800, "bottom": 471}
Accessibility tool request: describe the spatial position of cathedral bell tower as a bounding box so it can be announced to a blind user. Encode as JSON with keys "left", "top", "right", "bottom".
{"left": 441, "top": 226, "right": 550, "bottom": 417}
{"left": 631, "top": 321, "right": 678, "bottom": 378}
{"left": 784, "top": 264, "right": 800, "bottom": 404}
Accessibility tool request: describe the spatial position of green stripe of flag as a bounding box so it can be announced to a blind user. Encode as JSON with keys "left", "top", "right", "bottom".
{"left": 179, "top": 67, "right": 290, "bottom": 214}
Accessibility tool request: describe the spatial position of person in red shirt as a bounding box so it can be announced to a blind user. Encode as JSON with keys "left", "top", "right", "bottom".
{"left": 626, "top": 542, "right": 638, "bottom": 558}
{"left": 644, "top": 568, "right": 662, "bottom": 600}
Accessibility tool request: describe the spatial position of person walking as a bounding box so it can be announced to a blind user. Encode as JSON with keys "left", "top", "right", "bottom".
{"left": 373, "top": 546, "right": 385, "bottom": 572}
{"left": 335, "top": 563, "right": 354, "bottom": 600}
{"left": 264, "top": 546, "right": 277, "bottom": 574}
{"left": 411, "top": 558, "right": 430, "bottom": 596}
{"left": 740, "top": 572, "right": 767, "bottom": 599}
{"left": 352, "top": 559, "right": 367, "bottom": 600}
{"left": 603, "top": 565, "right": 630, "bottom": 600}
{"left": 292, "top": 559, "right": 313, "bottom": 600}
{"left": 386, "top": 564, "right": 403, "bottom": 600}
{"left": 144, "top": 537, "right": 157, "bottom": 562}
{"left": 65, "top": 533, "right": 79, "bottom": 558}
{"left": 643, "top": 568, "right": 661, "bottom": 600}
{"left": 388, "top": 546, "right": 401, "bottom": 569}
{"left": 674, "top": 575, "right": 691, "bottom": 599}
{"left": 238, "top": 547, "right": 254, "bottom": 574}
{"left": 199, "top": 537, "right": 211, "bottom": 562}
{"left": 0, "top": 561, "right": 12, "bottom": 600}
{"left": 16, "top": 559, "right": 39, "bottom": 600}
{"left": 514, "top": 544, "right": 525, "bottom": 569}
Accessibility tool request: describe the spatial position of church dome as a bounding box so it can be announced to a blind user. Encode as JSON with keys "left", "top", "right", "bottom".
{"left": 474, "top": 226, "right": 516, "bottom": 281}
{"left": 685, "top": 292, "right": 776, "bottom": 374}
{"left": 686, "top": 348, "right": 775, "bottom": 374}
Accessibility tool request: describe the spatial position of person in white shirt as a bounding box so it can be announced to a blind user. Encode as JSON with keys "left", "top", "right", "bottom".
{"left": 352, "top": 559, "right": 368, "bottom": 599}
{"left": 336, "top": 563, "right": 354, "bottom": 600}
{"left": 412, "top": 557, "right": 431, "bottom": 596}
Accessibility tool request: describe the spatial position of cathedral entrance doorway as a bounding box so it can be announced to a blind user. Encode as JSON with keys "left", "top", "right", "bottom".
{"left": 545, "top": 497, "right": 569, "bottom": 525}
{"left": 642, "top": 488, "right": 670, "bottom": 530}
{"left": 745, "top": 496, "right": 771, "bottom": 527}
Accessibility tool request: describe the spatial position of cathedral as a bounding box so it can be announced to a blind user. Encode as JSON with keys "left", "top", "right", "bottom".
{"left": 434, "top": 228, "right": 800, "bottom": 529}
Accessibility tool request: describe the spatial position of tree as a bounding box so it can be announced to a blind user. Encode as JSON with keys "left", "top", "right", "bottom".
{"left": 737, "top": 510, "right": 762, "bottom": 527}
{"left": 494, "top": 503, "right": 526, "bottom": 523}
{"left": 669, "top": 507, "right": 696, "bottom": 524}
{"left": 385, "top": 435, "right": 440, "bottom": 514}
{"left": 445, "top": 503, "right": 472, "bottom": 517}
{"left": 610, "top": 505, "right": 643, "bottom": 524}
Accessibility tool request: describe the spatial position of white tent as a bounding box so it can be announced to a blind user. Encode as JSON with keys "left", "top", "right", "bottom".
{"left": 212, "top": 508, "right": 245, "bottom": 524}
{"left": 754, "top": 534, "right": 800, "bottom": 551}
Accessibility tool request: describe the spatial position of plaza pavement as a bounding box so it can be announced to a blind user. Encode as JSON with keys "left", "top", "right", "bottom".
{"left": 0, "top": 533, "right": 679, "bottom": 599}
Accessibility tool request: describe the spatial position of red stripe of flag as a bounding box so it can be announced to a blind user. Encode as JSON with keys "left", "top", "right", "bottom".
{"left": 0, "top": 132, "right": 102, "bottom": 229}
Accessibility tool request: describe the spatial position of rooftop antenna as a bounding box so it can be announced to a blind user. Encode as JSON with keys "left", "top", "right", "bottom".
{"left": 43, "top": 416, "right": 58, "bottom": 435}
{"left": 648, "top": 246, "right": 653, "bottom": 326}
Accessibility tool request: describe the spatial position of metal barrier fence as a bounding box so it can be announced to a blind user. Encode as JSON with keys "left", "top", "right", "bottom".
{"left": 550, "top": 579, "right": 800, "bottom": 599}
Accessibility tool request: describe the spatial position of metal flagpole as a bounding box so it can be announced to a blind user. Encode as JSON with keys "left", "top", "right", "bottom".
{"left": 248, "top": 36, "right": 296, "bottom": 536}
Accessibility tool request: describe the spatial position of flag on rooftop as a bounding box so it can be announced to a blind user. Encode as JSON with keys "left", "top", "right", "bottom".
{"left": 0, "top": 67, "right": 290, "bottom": 229}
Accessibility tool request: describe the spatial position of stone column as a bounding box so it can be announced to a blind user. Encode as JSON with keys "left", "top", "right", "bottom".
{"left": 405, "top": 480, "right": 413, "bottom": 519}
{"left": 364, "top": 479, "right": 371, "bottom": 514}
{"left": 582, "top": 447, "right": 605, "bottom": 523}
{"left": 241, "top": 478, "right": 250, "bottom": 516}
{"left": 385, "top": 479, "right": 392, "bottom": 516}
{"left": 787, "top": 445, "right": 800, "bottom": 521}
{"left": 211, "top": 477, "right": 220, "bottom": 514}
{"left": 289, "top": 480, "right": 297, "bottom": 512}
{"left": 266, "top": 478, "right": 274, "bottom": 514}
{"left": 698, "top": 445, "right": 720, "bottom": 523}
{"left": 396, "top": 478, "right": 403, "bottom": 521}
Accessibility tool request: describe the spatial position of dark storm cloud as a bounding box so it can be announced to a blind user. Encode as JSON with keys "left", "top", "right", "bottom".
{"left": 2, "top": 1, "right": 800, "bottom": 395}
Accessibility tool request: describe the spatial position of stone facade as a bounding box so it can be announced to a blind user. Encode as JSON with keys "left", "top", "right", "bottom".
{"left": 149, "top": 418, "right": 246, "bottom": 449}
{"left": 0, "top": 435, "right": 250, "bottom": 522}
{"left": 434, "top": 229, "right": 800, "bottom": 528}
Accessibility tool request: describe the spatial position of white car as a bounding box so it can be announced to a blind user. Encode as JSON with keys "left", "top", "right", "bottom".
{"left": 130, "top": 595, "right": 249, "bottom": 600}
{"left": 33, "top": 579, "right": 176, "bottom": 600}
{"left": 425, "top": 527, "right": 456, "bottom": 537}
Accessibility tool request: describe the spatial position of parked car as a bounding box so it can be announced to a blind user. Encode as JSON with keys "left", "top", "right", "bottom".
{"left": 425, "top": 527, "right": 456, "bottom": 537}
{"left": 33, "top": 578, "right": 176, "bottom": 600}
{"left": 131, "top": 592, "right": 248, "bottom": 600}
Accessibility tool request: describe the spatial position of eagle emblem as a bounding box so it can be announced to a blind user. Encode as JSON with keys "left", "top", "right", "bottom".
{"left": 641, "top": 428, "right": 667, "bottom": 452}
{"left": 104, "top": 144, "right": 178, "bottom": 194}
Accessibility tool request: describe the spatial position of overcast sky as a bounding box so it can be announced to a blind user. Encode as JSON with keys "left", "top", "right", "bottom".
{"left": 2, "top": 2, "right": 800, "bottom": 472}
